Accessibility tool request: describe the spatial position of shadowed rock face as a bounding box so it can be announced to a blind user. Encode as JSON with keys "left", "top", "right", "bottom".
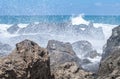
{"left": 98, "top": 26, "right": 120, "bottom": 79}
{"left": 47, "top": 40, "right": 80, "bottom": 68}
{"left": 103, "top": 25, "right": 120, "bottom": 60}
{"left": 0, "top": 39, "right": 51, "bottom": 79}
{"left": 98, "top": 49, "right": 120, "bottom": 79}
{"left": 47, "top": 40, "right": 75, "bottom": 55}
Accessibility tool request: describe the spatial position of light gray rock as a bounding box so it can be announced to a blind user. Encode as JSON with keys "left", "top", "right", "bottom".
{"left": 0, "top": 42, "right": 12, "bottom": 56}
{"left": 47, "top": 40, "right": 81, "bottom": 69}
{"left": 7, "top": 24, "right": 19, "bottom": 34}
{"left": 72, "top": 40, "right": 100, "bottom": 72}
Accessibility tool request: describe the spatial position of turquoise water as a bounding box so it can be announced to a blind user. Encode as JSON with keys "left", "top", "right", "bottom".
{"left": 0, "top": 15, "right": 120, "bottom": 25}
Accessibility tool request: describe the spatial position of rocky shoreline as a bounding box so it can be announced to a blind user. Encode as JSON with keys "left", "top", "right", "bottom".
{"left": 0, "top": 25, "right": 120, "bottom": 79}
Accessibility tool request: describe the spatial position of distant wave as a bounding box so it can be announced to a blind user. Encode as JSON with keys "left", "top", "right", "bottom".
{"left": 0, "top": 15, "right": 118, "bottom": 67}
{"left": 71, "top": 14, "right": 117, "bottom": 39}
{"left": 71, "top": 14, "right": 89, "bottom": 25}
{"left": 0, "top": 15, "right": 117, "bottom": 54}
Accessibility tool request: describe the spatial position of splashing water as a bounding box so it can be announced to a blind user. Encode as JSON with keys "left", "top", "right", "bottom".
{"left": 71, "top": 14, "right": 89, "bottom": 25}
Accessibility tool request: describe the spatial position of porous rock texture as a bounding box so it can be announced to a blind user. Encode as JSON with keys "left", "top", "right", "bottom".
{"left": 0, "top": 39, "right": 51, "bottom": 79}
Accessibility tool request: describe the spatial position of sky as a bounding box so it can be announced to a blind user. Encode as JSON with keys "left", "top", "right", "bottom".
{"left": 0, "top": 0, "right": 120, "bottom": 15}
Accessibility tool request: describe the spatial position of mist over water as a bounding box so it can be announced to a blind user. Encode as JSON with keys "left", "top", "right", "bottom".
{"left": 0, "top": 14, "right": 117, "bottom": 61}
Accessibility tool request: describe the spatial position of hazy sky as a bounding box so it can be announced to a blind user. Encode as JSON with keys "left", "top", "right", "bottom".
{"left": 0, "top": 0, "right": 120, "bottom": 15}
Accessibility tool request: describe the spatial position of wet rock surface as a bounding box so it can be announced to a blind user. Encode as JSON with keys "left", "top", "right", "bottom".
{"left": 7, "top": 24, "right": 20, "bottom": 34}
{"left": 98, "top": 25, "right": 120, "bottom": 79}
{"left": 47, "top": 40, "right": 80, "bottom": 68}
{"left": 102, "top": 25, "right": 120, "bottom": 60}
{"left": 98, "top": 49, "right": 120, "bottom": 79}
{"left": 72, "top": 40, "right": 100, "bottom": 72}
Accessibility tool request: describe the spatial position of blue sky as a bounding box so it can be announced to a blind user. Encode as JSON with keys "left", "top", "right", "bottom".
{"left": 0, "top": 0, "right": 120, "bottom": 15}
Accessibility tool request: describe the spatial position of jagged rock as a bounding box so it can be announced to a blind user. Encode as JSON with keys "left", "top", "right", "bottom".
{"left": 102, "top": 25, "right": 120, "bottom": 60}
{"left": 7, "top": 24, "right": 19, "bottom": 34}
{"left": 72, "top": 40, "right": 100, "bottom": 72}
{"left": 98, "top": 49, "right": 120, "bottom": 79}
{"left": 0, "top": 39, "right": 51, "bottom": 79}
{"left": 47, "top": 40, "right": 95, "bottom": 79}
{"left": 47, "top": 40, "right": 80, "bottom": 68}
{"left": 47, "top": 40, "right": 75, "bottom": 55}
{"left": 98, "top": 26, "right": 120, "bottom": 79}
{"left": 52, "top": 62, "right": 94, "bottom": 79}
{"left": 0, "top": 42, "right": 12, "bottom": 56}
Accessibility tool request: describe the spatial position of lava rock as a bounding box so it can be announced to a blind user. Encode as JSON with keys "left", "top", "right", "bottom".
{"left": 52, "top": 62, "right": 94, "bottom": 79}
{"left": 98, "top": 49, "right": 120, "bottom": 79}
{"left": 102, "top": 25, "right": 120, "bottom": 60}
{"left": 98, "top": 26, "right": 120, "bottom": 79}
{"left": 0, "top": 39, "right": 51, "bottom": 79}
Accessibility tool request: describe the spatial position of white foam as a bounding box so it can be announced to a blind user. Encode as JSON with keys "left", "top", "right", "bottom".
{"left": 34, "top": 22, "right": 39, "bottom": 24}
{"left": 88, "top": 56, "right": 101, "bottom": 63}
{"left": 71, "top": 14, "right": 89, "bottom": 25}
{"left": 80, "top": 28, "right": 86, "bottom": 31}
{"left": 71, "top": 14, "right": 117, "bottom": 55}
{"left": 0, "top": 24, "right": 11, "bottom": 31}
{"left": 94, "top": 23, "right": 117, "bottom": 39}
{"left": 18, "top": 24, "right": 28, "bottom": 28}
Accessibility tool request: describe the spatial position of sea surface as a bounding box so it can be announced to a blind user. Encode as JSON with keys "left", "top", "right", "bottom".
{"left": 0, "top": 15, "right": 120, "bottom": 25}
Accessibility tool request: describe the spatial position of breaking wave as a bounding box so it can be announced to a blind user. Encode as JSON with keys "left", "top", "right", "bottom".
{"left": 0, "top": 14, "right": 118, "bottom": 65}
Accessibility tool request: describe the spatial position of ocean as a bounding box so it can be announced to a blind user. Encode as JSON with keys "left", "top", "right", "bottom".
{"left": 0, "top": 14, "right": 118, "bottom": 63}
{"left": 0, "top": 15, "right": 120, "bottom": 25}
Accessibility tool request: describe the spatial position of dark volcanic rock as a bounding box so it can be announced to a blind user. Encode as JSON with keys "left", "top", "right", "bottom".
{"left": 98, "top": 49, "right": 120, "bottom": 79}
{"left": 47, "top": 40, "right": 80, "bottom": 68}
{"left": 98, "top": 26, "right": 120, "bottom": 79}
{"left": 102, "top": 25, "right": 120, "bottom": 60}
{"left": 7, "top": 24, "right": 19, "bottom": 34}
{"left": 0, "top": 39, "right": 51, "bottom": 79}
